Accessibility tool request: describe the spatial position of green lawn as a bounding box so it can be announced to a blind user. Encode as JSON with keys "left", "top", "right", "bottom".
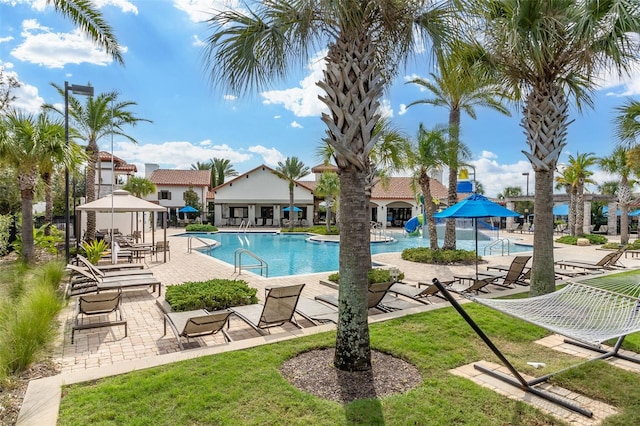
{"left": 58, "top": 303, "right": 640, "bottom": 425}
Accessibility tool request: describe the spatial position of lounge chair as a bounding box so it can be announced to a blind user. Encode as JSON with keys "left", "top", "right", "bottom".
{"left": 476, "top": 255, "right": 532, "bottom": 287}
{"left": 295, "top": 298, "right": 339, "bottom": 324}
{"left": 65, "top": 264, "right": 162, "bottom": 297}
{"left": 74, "top": 255, "right": 153, "bottom": 279}
{"left": 314, "top": 281, "right": 418, "bottom": 312}
{"left": 446, "top": 277, "right": 494, "bottom": 295}
{"left": 71, "top": 291, "right": 127, "bottom": 344}
{"left": 231, "top": 283, "right": 305, "bottom": 335}
{"left": 163, "top": 309, "right": 233, "bottom": 350}
{"left": 387, "top": 282, "right": 442, "bottom": 304}
{"left": 73, "top": 254, "right": 145, "bottom": 272}
{"left": 555, "top": 248, "right": 626, "bottom": 272}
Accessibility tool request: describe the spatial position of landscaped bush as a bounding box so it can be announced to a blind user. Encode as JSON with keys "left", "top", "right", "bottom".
{"left": 0, "top": 261, "right": 65, "bottom": 378}
{"left": 185, "top": 224, "right": 218, "bottom": 232}
{"left": 556, "top": 234, "right": 609, "bottom": 245}
{"left": 401, "top": 247, "right": 478, "bottom": 264}
{"left": 165, "top": 279, "right": 257, "bottom": 312}
{"left": 281, "top": 225, "right": 339, "bottom": 235}
{"left": 601, "top": 242, "right": 624, "bottom": 249}
{"left": 327, "top": 268, "right": 405, "bottom": 284}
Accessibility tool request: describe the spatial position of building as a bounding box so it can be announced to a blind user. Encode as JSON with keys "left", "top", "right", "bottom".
{"left": 95, "top": 152, "right": 137, "bottom": 198}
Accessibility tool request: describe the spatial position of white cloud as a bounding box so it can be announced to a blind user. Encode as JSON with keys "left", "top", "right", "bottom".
{"left": 0, "top": 36, "right": 13, "bottom": 43}
{"left": 110, "top": 140, "right": 253, "bottom": 170}
{"left": 261, "top": 50, "right": 327, "bottom": 117}
{"left": 192, "top": 34, "right": 205, "bottom": 47}
{"left": 379, "top": 99, "right": 393, "bottom": 119}
{"left": 290, "top": 121, "right": 302, "bottom": 128}
{"left": 0, "top": 60, "right": 43, "bottom": 113}
{"left": 398, "top": 104, "right": 408, "bottom": 116}
{"left": 173, "top": 0, "right": 244, "bottom": 23}
{"left": 274, "top": 115, "right": 281, "bottom": 119}
{"left": 11, "top": 19, "right": 123, "bottom": 68}
{"left": 479, "top": 151, "right": 497, "bottom": 160}
{"left": 93, "top": 0, "right": 138, "bottom": 14}
{"left": 248, "top": 145, "right": 286, "bottom": 166}
{"left": 467, "top": 153, "right": 533, "bottom": 197}
{"left": 223, "top": 94, "right": 236, "bottom": 101}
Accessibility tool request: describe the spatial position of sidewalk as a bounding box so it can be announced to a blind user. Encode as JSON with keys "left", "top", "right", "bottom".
{"left": 17, "top": 229, "right": 635, "bottom": 425}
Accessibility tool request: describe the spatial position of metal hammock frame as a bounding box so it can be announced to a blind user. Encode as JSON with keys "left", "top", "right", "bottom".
{"left": 432, "top": 278, "right": 640, "bottom": 418}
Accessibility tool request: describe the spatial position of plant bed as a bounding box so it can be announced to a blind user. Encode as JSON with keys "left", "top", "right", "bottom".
{"left": 164, "top": 279, "right": 257, "bottom": 312}
{"left": 401, "top": 247, "right": 478, "bottom": 265}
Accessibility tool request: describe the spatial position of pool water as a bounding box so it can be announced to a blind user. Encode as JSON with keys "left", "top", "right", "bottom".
{"left": 189, "top": 232, "right": 532, "bottom": 277}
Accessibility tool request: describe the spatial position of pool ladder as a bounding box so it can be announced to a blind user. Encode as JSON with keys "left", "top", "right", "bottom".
{"left": 187, "top": 236, "right": 218, "bottom": 255}
{"left": 234, "top": 248, "right": 269, "bottom": 277}
{"left": 238, "top": 220, "right": 253, "bottom": 233}
{"left": 483, "top": 238, "right": 512, "bottom": 256}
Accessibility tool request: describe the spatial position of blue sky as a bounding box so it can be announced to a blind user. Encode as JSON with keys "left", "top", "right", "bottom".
{"left": 2, "top": 0, "right": 640, "bottom": 197}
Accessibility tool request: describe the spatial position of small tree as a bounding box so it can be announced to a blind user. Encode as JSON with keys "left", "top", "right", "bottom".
{"left": 314, "top": 172, "right": 340, "bottom": 233}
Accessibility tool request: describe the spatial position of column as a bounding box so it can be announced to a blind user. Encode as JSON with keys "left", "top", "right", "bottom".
{"left": 607, "top": 201, "right": 618, "bottom": 236}
{"left": 583, "top": 200, "right": 592, "bottom": 235}
{"left": 506, "top": 202, "right": 515, "bottom": 231}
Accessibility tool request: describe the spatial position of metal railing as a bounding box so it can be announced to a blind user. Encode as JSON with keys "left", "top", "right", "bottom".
{"left": 483, "top": 238, "right": 512, "bottom": 256}
{"left": 187, "top": 236, "right": 218, "bottom": 255}
{"left": 234, "top": 248, "right": 268, "bottom": 277}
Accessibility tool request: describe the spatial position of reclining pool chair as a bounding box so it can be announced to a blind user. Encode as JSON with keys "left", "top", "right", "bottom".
{"left": 387, "top": 282, "right": 443, "bottom": 304}
{"left": 71, "top": 291, "right": 127, "bottom": 344}
{"left": 66, "top": 264, "right": 162, "bottom": 297}
{"left": 446, "top": 276, "right": 495, "bottom": 295}
{"left": 295, "top": 297, "right": 339, "bottom": 325}
{"left": 231, "top": 283, "right": 305, "bottom": 335}
{"left": 315, "top": 281, "right": 418, "bottom": 312}
{"left": 164, "top": 309, "right": 233, "bottom": 350}
{"left": 462, "top": 255, "right": 532, "bottom": 288}
{"left": 555, "top": 248, "right": 626, "bottom": 272}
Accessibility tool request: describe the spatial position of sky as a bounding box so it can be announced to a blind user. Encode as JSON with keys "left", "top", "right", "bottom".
{"left": 1, "top": 0, "right": 640, "bottom": 198}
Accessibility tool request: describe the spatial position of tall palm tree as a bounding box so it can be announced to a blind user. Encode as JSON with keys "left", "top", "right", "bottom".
{"left": 555, "top": 166, "right": 578, "bottom": 237}
{"left": 599, "top": 147, "right": 637, "bottom": 244}
{"left": 614, "top": 99, "right": 640, "bottom": 147}
{"left": 45, "top": 0, "right": 123, "bottom": 64}
{"left": 410, "top": 124, "right": 447, "bottom": 249}
{"left": 122, "top": 176, "right": 157, "bottom": 242}
{"left": 190, "top": 161, "right": 211, "bottom": 170}
{"left": 464, "top": 0, "right": 640, "bottom": 296}
{"left": 406, "top": 41, "right": 510, "bottom": 250}
{"left": 211, "top": 158, "right": 238, "bottom": 188}
{"left": 274, "top": 157, "right": 310, "bottom": 231}
{"left": 44, "top": 88, "right": 151, "bottom": 241}
{"left": 567, "top": 152, "right": 597, "bottom": 236}
{"left": 0, "top": 110, "right": 69, "bottom": 263}
{"left": 314, "top": 172, "right": 340, "bottom": 233}
{"left": 204, "top": 0, "right": 454, "bottom": 371}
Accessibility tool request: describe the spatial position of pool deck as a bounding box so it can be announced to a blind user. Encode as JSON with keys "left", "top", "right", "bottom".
{"left": 16, "top": 228, "right": 640, "bottom": 425}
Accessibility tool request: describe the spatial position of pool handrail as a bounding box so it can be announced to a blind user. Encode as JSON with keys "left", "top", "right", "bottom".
{"left": 234, "top": 248, "right": 268, "bottom": 277}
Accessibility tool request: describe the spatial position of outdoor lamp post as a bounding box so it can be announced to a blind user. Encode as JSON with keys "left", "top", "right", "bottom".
{"left": 522, "top": 172, "right": 530, "bottom": 196}
{"left": 65, "top": 82, "right": 94, "bottom": 262}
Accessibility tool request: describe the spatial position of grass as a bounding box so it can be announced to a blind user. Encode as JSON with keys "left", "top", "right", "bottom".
{"left": 58, "top": 302, "right": 640, "bottom": 425}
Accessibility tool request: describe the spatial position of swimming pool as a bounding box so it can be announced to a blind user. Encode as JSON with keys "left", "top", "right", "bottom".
{"left": 188, "top": 232, "right": 532, "bottom": 277}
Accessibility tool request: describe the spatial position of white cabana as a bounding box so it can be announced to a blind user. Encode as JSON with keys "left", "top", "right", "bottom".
{"left": 76, "top": 190, "right": 169, "bottom": 263}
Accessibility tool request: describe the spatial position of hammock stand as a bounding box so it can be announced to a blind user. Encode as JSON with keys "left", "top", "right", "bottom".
{"left": 432, "top": 278, "right": 640, "bottom": 418}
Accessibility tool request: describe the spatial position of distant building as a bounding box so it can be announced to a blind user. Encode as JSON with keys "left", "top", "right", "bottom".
{"left": 95, "top": 152, "right": 137, "bottom": 198}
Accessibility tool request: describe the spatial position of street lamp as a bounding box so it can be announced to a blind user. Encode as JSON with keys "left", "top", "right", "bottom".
{"left": 522, "top": 172, "right": 530, "bottom": 197}
{"left": 65, "top": 81, "right": 94, "bottom": 262}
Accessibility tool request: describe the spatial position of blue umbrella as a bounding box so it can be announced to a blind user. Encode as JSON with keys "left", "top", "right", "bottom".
{"left": 630, "top": 209, "right": 640, "bottom": 217}
{"left": 282, "top": 206, "right": 302, "bottom": 212}
{"left": 434, "top": 194, "right": 519, "bottom": 280}
{"left": 553, "top": 204, "right": 569, "bottom": 216}
{"left": 179, "top": 206, "right": 198, "bottom": 213}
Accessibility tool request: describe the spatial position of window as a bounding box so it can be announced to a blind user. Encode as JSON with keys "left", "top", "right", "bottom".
{"left": 158, "top": 190, "right": 171, "bottom": 200}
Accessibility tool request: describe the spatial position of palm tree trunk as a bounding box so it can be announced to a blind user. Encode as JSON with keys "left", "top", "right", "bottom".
{"left": 575, "top": 183, "right": 585, "bottom": 235}
{"left": 42, "top": 172, "right": 52, "bottom": 236}
{"left": 567, "top": 185, "right": 576, "bottom": 237}
{"left": 420, "top": 176, "right": 438, "bottom": 249}
{"left": 18, "top": 171, "right": 38, "bottom": 264}
{"left": 85, "top": 145, "right": 98, "bottom": 241}
{"left": 530, "top": 169, "right": 556, "bottom": 296}
{"left": 619, "top": 177, "right": 631, "bottom": 244}
{"left": 325, "top": 196, "right": 333, "bottom": 233}
{"left": 334, "top": 167, "right": 371, "bottom": 371}
{"left": 443, "top": 109, "right": 461, "bottom": 250}
{"left": 288, "top": 183, "right": 295, "bottom": 232}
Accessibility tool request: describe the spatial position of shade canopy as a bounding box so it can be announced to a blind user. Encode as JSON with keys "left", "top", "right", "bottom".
{"left": 283, "top": 206, "right": 302, "bottom": 212}
{"left": 178, "top": 205, "right": 198, "bottom": 213}
{"left": 434, "top": 194, "right": 519, "bottom": 281}
{"left": 553, "top": 204, "right": 569, "bottom": 216}
{"left": 629, "top": 209, "right": 640, "bottom": 216}
{"left": 434, "top": 194, "right": 520, "bottom": 219}
{"left": 77, "top": 190, "right": 166, "bottom": 213}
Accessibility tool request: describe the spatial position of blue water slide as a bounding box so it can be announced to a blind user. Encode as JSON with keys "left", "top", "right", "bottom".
{"left": 477, "top": 219, "right": 498, "bottom": 230}
{"left": 404, "top": 216, "right": 422, "bottom": 233}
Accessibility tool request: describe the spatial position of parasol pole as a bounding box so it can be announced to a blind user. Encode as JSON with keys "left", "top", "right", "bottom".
{"left": 475, "top": 218, "right": 479, "bottom": 281}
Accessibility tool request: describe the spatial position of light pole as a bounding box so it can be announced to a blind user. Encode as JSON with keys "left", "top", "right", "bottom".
{"left": 65, "top": 81, "right": 94, "bottom": 262}
{"left": 522, "top": 172, "right": 530, "bottom": 196}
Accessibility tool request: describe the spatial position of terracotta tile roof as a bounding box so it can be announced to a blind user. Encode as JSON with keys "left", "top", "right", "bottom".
{"left": 98, "top": 151, "right": 137, "bottom": 173}
{"left": 371, "top": 177, "right": 448, "bottom": 201}
{"left": 149, "top": 169, "right": 211, "bottom": 187}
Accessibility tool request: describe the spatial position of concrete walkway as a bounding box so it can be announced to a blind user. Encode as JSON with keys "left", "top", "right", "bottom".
{"left": 16, "top": 229, "right": 639, "bottom": 425}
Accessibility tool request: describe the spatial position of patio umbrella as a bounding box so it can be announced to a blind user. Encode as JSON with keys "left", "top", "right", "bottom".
{"left": 434, "top": 193, "right": 519, "bottom": 280}
{"left": 282, "top": 206, "right": 302, "bottom": 212}
{"left": 178, "top": 206, "right": 198, "bottom": 213}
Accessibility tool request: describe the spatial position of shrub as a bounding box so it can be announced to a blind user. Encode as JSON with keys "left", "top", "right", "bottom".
{"left": 401, "top": 248, "right": 478, "bottom": 264}
{"left": 556, "top": 236, "right": 577, "bottom": 245}
{"left": 0, "top": 262, "right": 65, "bottom": 378}
{"left": 556, "top": 234, "right": 609, "bottom": 245}
{"left": 11, "top": 224, "right": 64, "bottom": 257}
{"left": 165, "top": 279, "right": 257, "bottom": 312}
{"left": 281, "top": 226, "right": 339, "bottom": 235}
{"left": 601, "top": 242, "right": 624, "bottom": 249}
{"left": 185, "top": 224, "right": 218, "bottom": 232}
{"left": 81, "top": 239, "right": 109, "bottom": 264}
{"left": 327, "top": 268, "right": 405, "bottom": 284}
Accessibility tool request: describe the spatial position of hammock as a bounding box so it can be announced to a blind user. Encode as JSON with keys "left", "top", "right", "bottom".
{"left": 472, "top": 282, "right": 640, "bottom": 347}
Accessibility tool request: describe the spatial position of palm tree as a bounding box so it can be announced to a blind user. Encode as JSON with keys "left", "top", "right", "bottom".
{"left": 314, "top": 172, "right": 340, "bottom": 233}
{"left": 190, "top": 161, "right": 211, "bottom": 170}
{"left": 567, "top": 152, "right": 597, "bottom": 236}
{"left": 599, "top": 148, "right": 637, "bottom": 244}
{"left": 614, "top": 100, "right": 640, "bottom": 147}
{"left": 406, "top": 41, "right": 510, "bottom": 250}
{"left": 410, "top": 124, "right": 447, "bottom": 249}
{"left": 0, "top": 110, "right": 69, "bottom": 263}
{"left": 204, "top": 0, "right": 454, "bottom": 371}
{"left": 211, "top": 158, "right": 238, "bottom": 188}
{"left": 464, "top": 0, "right": 640, "bottom": 296}
{"left": 274, "top": 157, "right": 310, "bottom": 231}
{"left": 555, "top": 166, "right": 578, "bottom": 236}
{"left": 44, "top": 87, "right": 151, "bottom": 241}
